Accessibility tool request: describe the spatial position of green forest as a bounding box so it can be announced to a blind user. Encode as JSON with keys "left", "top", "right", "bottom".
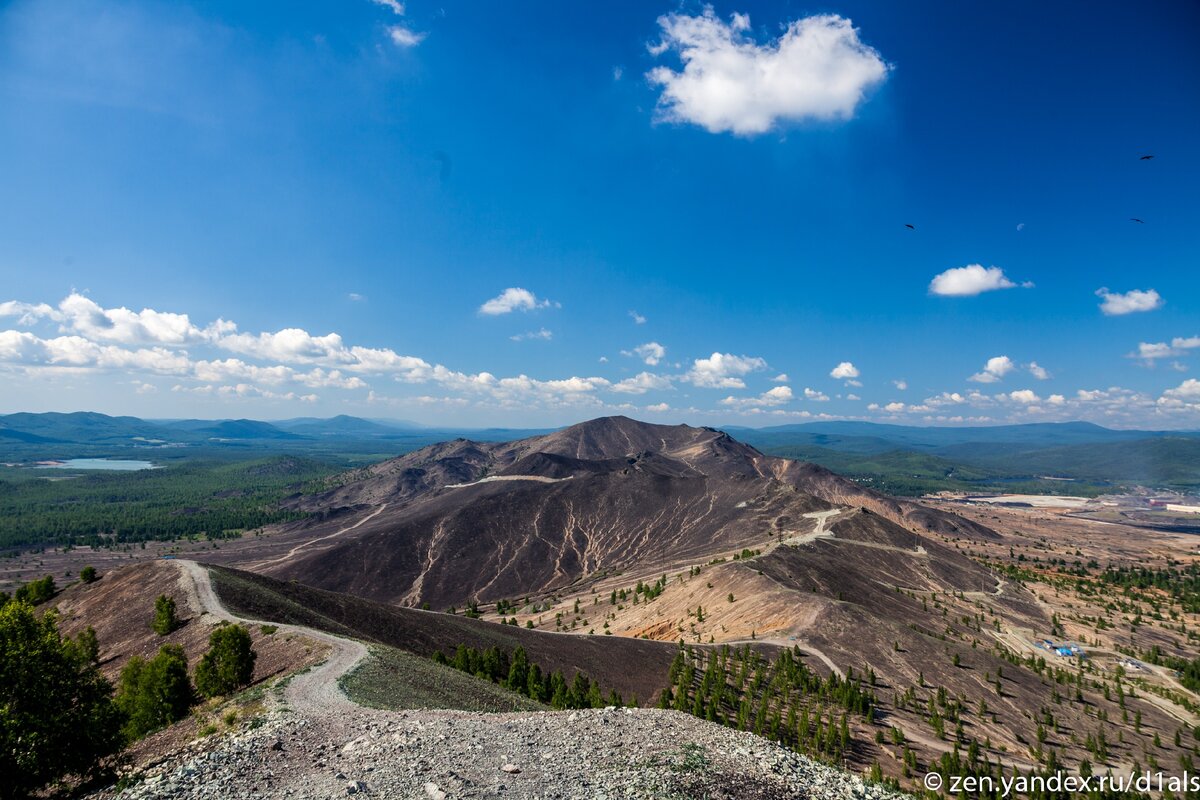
{"left": 0, "top": 456, "right": 340, "bottom": 550}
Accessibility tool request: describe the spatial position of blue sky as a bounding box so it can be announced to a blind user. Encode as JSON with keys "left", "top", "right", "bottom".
{"left": 1, "top": 0, "right": 1198, "bottom": 428}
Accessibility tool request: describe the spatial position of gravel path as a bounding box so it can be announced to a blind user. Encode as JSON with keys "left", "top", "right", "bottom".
{"left": 114, "top": 706, "right": 905, "bottom": 800}
{"left": 178, "top": 559, "right": 368, "bottom": 714}
{"left": 119, "top": 562, "right": 908, "bottom": 799}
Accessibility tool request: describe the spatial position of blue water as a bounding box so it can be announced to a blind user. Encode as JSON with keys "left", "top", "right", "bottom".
{"left": 37, "top": 458, "right": 156, "bottom": 471}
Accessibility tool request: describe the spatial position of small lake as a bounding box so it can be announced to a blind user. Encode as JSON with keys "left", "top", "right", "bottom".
{"left": 36, "top": 459, "right": 157, "bottom": 471}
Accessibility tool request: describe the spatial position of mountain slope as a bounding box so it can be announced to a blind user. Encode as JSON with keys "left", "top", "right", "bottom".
{"left": 246, "top": 417, "right": 995, "bottom": 612}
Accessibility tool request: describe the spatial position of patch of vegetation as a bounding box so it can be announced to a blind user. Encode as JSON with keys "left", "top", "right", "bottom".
{"left": 152, "top": 594, "right": 181, "bottom": 635}
{"left": 13, "top": 574, "right": 57, "bottom": 605}
{"left": 658, "top": 645, "right": 875, "bottom": 763}
{"left": 433, "top": 644, "right": 625, "bottom": 709}
{"left": 115, "top": 644, "right": 195, "bottom": 740}
{"left": 0, "top": 456, "right": 340, "bottom": 550}
{"left": 342, "top": 645, "right": 546, "bottom": 712}
{"left": 0, "top": 601, "right": 124, "bottom": 800}
{"left": 195, "top": 625, "right": 257, "bottom": 698}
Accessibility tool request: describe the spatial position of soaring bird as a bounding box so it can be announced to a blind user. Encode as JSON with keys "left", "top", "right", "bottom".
{"left": 904, "top": 224, "right": 915, "bottom": 230}
{"left": 1140, "top": 155, "right": 1155, "bottom": 160}
{"left": 1131, "top": 218, "right": 1145, "bottom": 224}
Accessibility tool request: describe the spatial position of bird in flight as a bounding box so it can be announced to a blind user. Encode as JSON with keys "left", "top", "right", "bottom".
{"left": 904, "top": 224, "right": 915, "bottom": 230}
{"left": 1130, "top": 218, "right": 1145, "bottom": 223}
{"left": 1139, "top": 155, "right": 1154, "bottom": 160}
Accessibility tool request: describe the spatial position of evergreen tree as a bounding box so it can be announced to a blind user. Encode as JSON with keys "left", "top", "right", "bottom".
{"left": 0, "top": 601, "right": 123, "bottom": 800}
{"left": 194, "top": 625, "right": 256, "bottom": 698}
{"left": 115, "top": 644, "right": 194, "bottom": 739}
{"left": 151, "top": 594, "right": 180, "bottom": 636}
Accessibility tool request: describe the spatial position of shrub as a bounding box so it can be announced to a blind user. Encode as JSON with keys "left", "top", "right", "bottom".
{"left": 15, "top": 575, "right": 56, "bottom": 605}
{"left": 115, "top": 645, "right": 194, "bottom": 740}
{"left": 79, "top": 566, "right": 98, "bottom": 584}
{"left": 195, "top": 625, "right": 256, "bottom": 698}
{"left": 151, "top": 595, "right": 180, "bottom": 636}
{"left": 0, "top": 601, "right": 123, "bottom": 799}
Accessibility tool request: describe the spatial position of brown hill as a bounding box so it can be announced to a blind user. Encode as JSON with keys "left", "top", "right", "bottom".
{"left": 259, "top": 417, "right": 995, "bottom": 610}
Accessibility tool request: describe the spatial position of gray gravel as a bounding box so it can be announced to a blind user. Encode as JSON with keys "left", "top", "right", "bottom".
{"left": 106, "top": 705, "right": 906, "bottom": 800}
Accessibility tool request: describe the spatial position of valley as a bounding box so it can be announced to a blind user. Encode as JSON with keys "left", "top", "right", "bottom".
{"left": 8, "top": 416, "right": 1200, "bottom": 797}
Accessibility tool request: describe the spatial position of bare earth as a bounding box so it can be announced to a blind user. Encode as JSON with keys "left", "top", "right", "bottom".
{"left": 94, "top": 561, "right": 903, "bottom": 800}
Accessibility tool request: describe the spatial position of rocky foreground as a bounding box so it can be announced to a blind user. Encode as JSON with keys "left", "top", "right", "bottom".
{"left": 105, "top": 705, "right": 906, "bottom": 800}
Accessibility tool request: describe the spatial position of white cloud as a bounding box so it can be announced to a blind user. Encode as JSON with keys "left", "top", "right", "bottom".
{"left": 829, "top": 361, "right": 859, "bottom": 380}
{"left": 1159, "top": 379, "right": 1200, "bottom": 413}
{"left": 892, "top": 379, "right": 907, "bottom": 390}
{"left": 622, "top": 341, "right": 666, "bottom": 366}
{"left": 478, "top": 288, "right": 556, "bottom": 315}
{"left": 929, "top": 265, "right": 1029, "bottom": 297}
{"left": 647, "top": 10, "right": 888, "bottom": 136}
{"left": 611, "top": 372, "right": 672, "bottom": 395}
{"left": 721, "top": 385, "right": 793, "bottom": 408}
{"left": 846, "top": 393, "right": 860, "bottom": 401}
{"left": 29, "top": 292, "right": 218, "bottom": 345}
{"left": 510, "top": 328, "right": 553, "bottom": 342}
{"left": 1130, "top": 336, "right": 1200, "bottom": 364}
{"left": 370, "top": 0, "right": 405, "bottom": 14}
{"left": 348, "top": 293, "right": 366, "bottom": 302}
{"left": 1008, "top": 389, "right": 1040, "bottom": 405}
{"left": 969, "top": 355, "right": 1015, "bottom": 384}
{"left": 387, "top": 25, "right": 426, "bottom": 47}
{"left": 645, "top": 402, "right": 671, "bottom": 412}
{"left": 628, "top": 310, "right": 646, "bottom": 325}
{"left": 803, "top": 387, "right": 829, "bottom": 401}
{"left": 1028, "top": 362, "right": 1051, "bottom": 380}
{"left": 1096, "top": 287, "right": 1163, "bottom": 316}
{"left": 771, "top": 373, "right": 789, "bottom": 383}
{"left": 0, "top": 301, "right": 59, "bottom": 326}
{"left": 685, "top": 352, "right": 768, "bottom": 388}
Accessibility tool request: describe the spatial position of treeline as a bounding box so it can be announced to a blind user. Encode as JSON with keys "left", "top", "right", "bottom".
{"left": 0, "top": 456, "right": 337, "bottom": 549}
{"left": 432, "top": 645, "right": 627, "bottom": 709}
{"left": 657, "top": 645, "right": 876, "bottom": 763}
{"left": 1101, "top": 564, "right": 1200, "bottom": 614}
{"left": 1, "top": 596, "right": 258, "bottom": 799}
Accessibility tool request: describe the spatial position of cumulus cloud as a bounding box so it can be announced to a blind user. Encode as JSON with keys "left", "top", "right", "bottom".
{"left": 803, "top": 387, "right": 829, "bottom": 401}
{"left": 370, "top": 0, "right": 405, "bottom": 14}
{"left": 721, "top": 385, "right": 793, "bottom": 408}
{"left": 628, "top": 310, "right": 646, "bottom": 325}
{"left": 1028, "top": 362, "right": 1051, "bottom": 380}
{"left": 611, "top": 372, "right": 672, "bottom": 395}
{"left": 771, "top": 373, "right": 789, "bottom": 383}
{"left": 645, "top": 402, "right": 671, "bottom": 412}
{"left": 387, "top": 25, "right": 425, "bottom": 47}
{"left": 647, "top": 9, "right": 888, "bottom": 136}
{"left": 1008, "top": 389, "right": 1041, "bottom": 405}
{"left": 1096, "top": 287, "right": 1163, "bottom": 316}
{"left": 892, "top": 379, "right": 907, "bottom": 390}
{"left": 969, "top": 355, "right": 1015, "bottom": 384}
{"left": 622, "top": 342, "right": 666, "bottom": 366}
{"left": 1130, "top": 336, "right": 1200, "bottom": 364}
{"left": 829, "top": 361, "right": 859, "bottom": 380}
{"left": 1159, "top": 379, "right": 1200, "bottom": 413}
{"left": 929, "top": 265, "right": 1030, "bottom": 297}
{"left": 685, "top": 352, "right": 768, "bottom": 388}
{"left": 478, "top": 288, "right": 556, "bottom": 315}
{"left": 510, "top": 328, "right": 553, "bottom": 342}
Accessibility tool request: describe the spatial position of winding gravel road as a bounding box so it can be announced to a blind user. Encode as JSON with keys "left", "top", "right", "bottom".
{"left": 177, "top": 559, "right": 368, "bottom": 714}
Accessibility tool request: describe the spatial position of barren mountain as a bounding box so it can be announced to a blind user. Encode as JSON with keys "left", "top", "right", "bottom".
{"left": 260, "top": 416, "right": 995, "bottom": 611}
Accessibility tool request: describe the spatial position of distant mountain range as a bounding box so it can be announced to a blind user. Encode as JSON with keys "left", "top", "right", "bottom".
{"left": 732, "top": 421, "right": 1200, "bottom": 492}
{"left": 2, "top": 411, "right": 1197, "bottom": 490}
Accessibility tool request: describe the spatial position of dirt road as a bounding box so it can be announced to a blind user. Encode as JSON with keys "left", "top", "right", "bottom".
{"left": 176, "top": 559, "right": 368, "bottom": 714}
